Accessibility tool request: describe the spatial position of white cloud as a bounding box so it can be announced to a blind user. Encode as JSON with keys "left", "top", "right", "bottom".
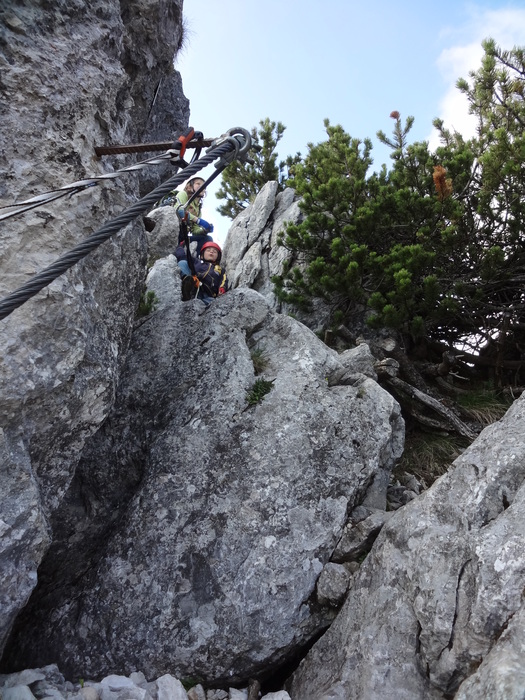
{"left": 428, "top": 7, "right": 525, "bottom": 151}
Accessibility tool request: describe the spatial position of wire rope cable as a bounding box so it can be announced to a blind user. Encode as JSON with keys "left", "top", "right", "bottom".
{"left": 0, "top": 150, "right": 191, "bottom": 223}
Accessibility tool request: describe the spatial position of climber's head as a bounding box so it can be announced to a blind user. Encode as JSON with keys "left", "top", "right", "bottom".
{"left": 200, "top": 241, "right": 221, "bottom": 263}
{"left": 185, "top": 177, "right": 205, "bottom": 198}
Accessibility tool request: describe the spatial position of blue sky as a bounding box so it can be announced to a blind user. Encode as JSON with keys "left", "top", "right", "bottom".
{"left": 176, "top": 1, "right": 525, "bottom": 244}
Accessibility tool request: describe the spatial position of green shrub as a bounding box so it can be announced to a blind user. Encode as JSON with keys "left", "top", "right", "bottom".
{"left": 136, "top": 289, "right": 159, "bottom": 318}
{"left": 246, "top": 378, "right": 274, "bottom": 405}
{"left": 181, "top": 677, "right": 203, "bottom": 691}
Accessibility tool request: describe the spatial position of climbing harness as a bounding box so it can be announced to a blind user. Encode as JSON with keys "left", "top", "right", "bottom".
{"left": 0, "top": 127, "right": 253, "bottom": 320}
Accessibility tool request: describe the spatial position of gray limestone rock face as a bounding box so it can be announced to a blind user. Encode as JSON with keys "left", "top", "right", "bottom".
{"left": 223, "top": 181, "right": 280, "bottom": 289}
{"left": 0, "top": 0, "right": 187, "bottom": 660}
{"left": 142, "top": 206, "right": 181, "bottom": 262}
{"left": 223, "top": 183, "right": 332, "bottom": 330}
{"left": 144, "top": 254, "right": 182, "bottom": 312}
{"left": 289, "top": 393, "right": 525, "bottom": 700}
{"left": 0, "top": 434, "right": 49, "bottom": 666}
{"left": 331, "top": 508, "right": 392, "bottom": 563}
{"left": 4, "top": 286, "right": 403, "bottom": 686}
{"left": 316, "top": 563, "right": 351, "bottom": 607}
{"left": 454, "top": 601, "right": 525, "bottom": 700}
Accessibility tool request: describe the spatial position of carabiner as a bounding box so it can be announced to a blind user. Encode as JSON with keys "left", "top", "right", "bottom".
{"left": 209, "top": 127, "right": 253, "bottom": 169}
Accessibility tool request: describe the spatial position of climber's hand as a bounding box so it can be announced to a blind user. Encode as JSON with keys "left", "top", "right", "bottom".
{"left": 197, "top": 218, "right": 214, "bottom": 233}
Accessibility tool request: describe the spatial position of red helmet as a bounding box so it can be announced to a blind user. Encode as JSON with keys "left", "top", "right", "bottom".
{"left": 200, "top": 241, "right": 222, "bottom": 262}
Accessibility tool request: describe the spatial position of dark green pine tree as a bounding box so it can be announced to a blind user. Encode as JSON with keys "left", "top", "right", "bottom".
{"left": 215, "top": 118, "right": 301, "bottom": 219}
{"left": 274, "top": 116, "right": 446, "bottom": 337}
{"left": 273, "top": 40, "right": 525, "bottom": 388}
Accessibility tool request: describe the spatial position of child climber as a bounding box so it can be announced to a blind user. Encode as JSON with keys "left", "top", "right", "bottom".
{"left": 175, "top": 241, "right": 229, "bottom": 305}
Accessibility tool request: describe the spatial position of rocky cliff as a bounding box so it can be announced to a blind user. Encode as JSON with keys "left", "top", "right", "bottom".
{"left": 0, "top": 0, "right": 187, "bottom": 667}
{"left": 1, "top": 3, "right": 525, "bottom": 700}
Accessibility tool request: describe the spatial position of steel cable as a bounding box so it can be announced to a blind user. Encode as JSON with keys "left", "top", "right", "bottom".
{"left": 0, "top": 140, "right": 235, "bottom": 321}
{"left": 0, "top": 151, "right": 186, "bottom": 222}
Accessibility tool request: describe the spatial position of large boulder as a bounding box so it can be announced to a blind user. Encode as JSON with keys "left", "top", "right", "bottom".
{"left": 289, "top": 393, "right": 525, "bottom": 699}
{"left": 3, "top": 277, "right": 404, "bottom": 686}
